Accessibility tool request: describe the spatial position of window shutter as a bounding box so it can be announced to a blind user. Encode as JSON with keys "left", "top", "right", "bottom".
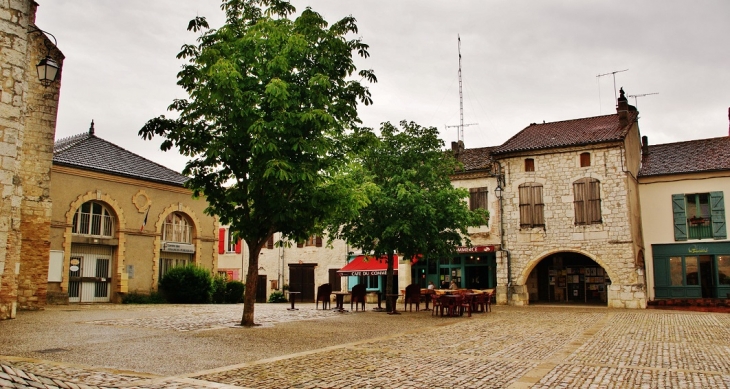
{"left": 266, "top": 235, "right": 274, "bottom": 249}
{"left": 672, "top": 194, "right": 688, "bottom": 241}
{"left": 573, "top": 181, "right": 585, "bottom": 224}
{"left": 218, "top": 228, "right": 225, "bottom": 254}
{"left": 710, "top": 191, "right": 726, "bottom": 239}
{"left": 316, "top": 236, "right": 323, "bottom": 247}
{"left": 533, "top": 184, "right": 545, "bottom": 226}
{"left": 469, "top": 188, "right": 478, "bottom": 211}
{"left": 519, "top": 184, "right": 532, "bottom": 227}
{"left": 235, "top": 238, "right": 242, "bottom": 254}
{"left": 587, "top": 179, "right": 601, "bottom": 223}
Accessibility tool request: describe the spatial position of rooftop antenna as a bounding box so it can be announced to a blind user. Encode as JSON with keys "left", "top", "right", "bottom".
{"left": 446, "top": 35, "right": 477, "bottom": 143}
{"left": 596, "top": 68, "right": 628, "bottom": 114}
{"left": 627, "top": 92, "right": 658, "bottom": 109}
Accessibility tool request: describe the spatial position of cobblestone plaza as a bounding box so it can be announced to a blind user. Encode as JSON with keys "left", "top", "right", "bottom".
{"left": 1, "top": 304, "right": 729, "bottom": 388}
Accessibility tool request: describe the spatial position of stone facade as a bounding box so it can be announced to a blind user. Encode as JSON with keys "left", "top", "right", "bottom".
{"left": 0, "top": 1, "right": 62, "bottom": 319}
{"left": 494, "top": 122, "right": 646, "bottom": 308}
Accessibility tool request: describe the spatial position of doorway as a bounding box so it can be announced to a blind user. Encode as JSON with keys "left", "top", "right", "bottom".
{"left": 288, "top": 264, "right": 316, "bottom": 302}
{"left": 699, "top": 255, "right": 715, "bottom": 298}
{"left": 528, "top": 252, "right": 608, "bottom": 305}
{"left": 68, "top": 244, "right": 113, "bottom": 303}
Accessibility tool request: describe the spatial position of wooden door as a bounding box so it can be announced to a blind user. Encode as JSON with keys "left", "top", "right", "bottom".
{"left": 289, "top": 264, "right": 316, "bottom": 302}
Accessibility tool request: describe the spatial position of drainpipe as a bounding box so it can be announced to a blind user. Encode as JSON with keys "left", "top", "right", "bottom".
{"left": 497, "top": 162, "right": 512, "bottom": 304}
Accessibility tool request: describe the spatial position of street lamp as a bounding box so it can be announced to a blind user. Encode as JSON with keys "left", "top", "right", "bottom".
{"left": 494, "top": 185, "right": 502, "bottom": 199}
{"left": 28, "top": 27, "right": 60, "bottom": 87}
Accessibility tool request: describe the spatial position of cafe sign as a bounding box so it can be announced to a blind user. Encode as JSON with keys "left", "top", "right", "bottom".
{"left": 162, "top": 242, "right": 195, "bottom": 254}
{"left": 456, "top": 245, "right": 495, "bottom": 254}
{"left": 344, "top": 270, "right": 392, "bottom": 276}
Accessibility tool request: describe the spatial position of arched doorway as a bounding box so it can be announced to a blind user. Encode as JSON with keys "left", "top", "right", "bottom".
{"left": 69, "top": 200, "right": 116, "bottom": 303}
{"left": 158, "top": 212, "right": 196, "bottom": 282}
{"left": 527, "top": 252, "right": 610, "bottom": 305}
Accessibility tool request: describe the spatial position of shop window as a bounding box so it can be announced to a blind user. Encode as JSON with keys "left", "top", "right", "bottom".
{"left": 519, "top": 183, "right": 544, "bottom": 228}
{"left": 669, "top": 257, "right": 683, "bottom": 286}
{"left": 718, "top": 256, "right": 730, "bottom": 285}
{"left": 580, "top": 152, "right": 591, "bottom": 167}
{"left": 469, "top": 187, "right": 488, "bottom": 211}
{"left": 672, "top": 192, "right": 726, "bottom": 241}
{"left": 525, "top": 158, "right": 535, "bottom": 172}
{"left": 72, "top": 201, "right": 114, "bottom": 237}
{"left": 573, "top": 178, "right": 601, "bottom": 225}
{"left": 163, "top": 212, "right": 193, "bottom": 243}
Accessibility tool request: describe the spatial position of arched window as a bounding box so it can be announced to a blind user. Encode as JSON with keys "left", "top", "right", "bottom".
{"left": 72, "top": 201, "right": 114, "bottom": 237}
{"left": 162, "top": 212, "right": 193, "bottom": 243}
{"left": 573, "top": 178, "right": 602, "bottom": 225}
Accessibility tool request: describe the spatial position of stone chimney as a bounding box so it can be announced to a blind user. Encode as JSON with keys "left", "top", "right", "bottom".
{"left": 641, "top": 135, "right": 649, "bottom": 157}
{"left": 617, "top": 87, "right": 629, "bottom": 126}
{"left": 89, "top": 119, "right": 95, "bottom": 135}
{"left": 451, "top": 140, "right": 464, "bottom": 161}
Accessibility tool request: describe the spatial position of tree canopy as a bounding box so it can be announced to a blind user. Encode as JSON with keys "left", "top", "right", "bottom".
{"left": 139, "top": 0, "right": 375, "bottom": 326}
{"left": 329, "top": 121, "right": 488, "bottom": 309}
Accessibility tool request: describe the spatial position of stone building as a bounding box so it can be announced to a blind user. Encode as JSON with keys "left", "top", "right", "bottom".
{"left": 0, "top": 1, "right": 63, "bottom": 319}
{"left": 490, "top": 89, "right": 646, "bottom": 308}
{"left": 49, "top": 123, "right": 218, "bottom": 303}
{"left": 639, "top": 135, "right": 730, "bottom": 301}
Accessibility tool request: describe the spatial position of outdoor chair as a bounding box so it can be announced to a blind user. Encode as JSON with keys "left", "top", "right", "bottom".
{"left": 403, "top": 283, "right": 421, "bottom": 312}
{"left": 351, "top": 283, "right": 367, "bottom": 311}
{"left": 431, "top": 294, "right": 444, "bottom": 316}
{"left": 473, "top": 293, "right": 488, "bottom": 313}
{"left": 316, "top": 283, "right": 332, "bottom": 310}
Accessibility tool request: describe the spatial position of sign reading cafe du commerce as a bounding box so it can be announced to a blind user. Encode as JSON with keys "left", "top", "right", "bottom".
{"left": 455, "top": 245, "right": 496, "bottom": 254}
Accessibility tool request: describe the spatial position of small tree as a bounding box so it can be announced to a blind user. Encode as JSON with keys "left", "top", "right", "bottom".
{"left": 331, "top": 121, "right": 488, "bottom": 311}
{"left": 140, "top": 0, "right": 375, "bottom": 326}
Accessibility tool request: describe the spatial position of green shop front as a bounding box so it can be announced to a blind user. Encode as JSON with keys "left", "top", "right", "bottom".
{"left": 411, "top": 246, "right": 497, "bottom": 290}
{"left": 652, "top": 242, "right": 730, "bottom": 299}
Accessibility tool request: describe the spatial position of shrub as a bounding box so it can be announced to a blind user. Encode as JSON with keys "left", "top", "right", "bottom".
{"left": 121, "top": 291, "right": 166, "bottom": 304}
{"left": 268, "top": 290, "right": 287, "bottom": 303}
{"left": 158, "top": 264, "right": 213, "bottom": 304}
{"left": 211, "top": 275, "right": 228, "bottom": 304}
{"left": 225, "top": 281, "right": 245, "bottom": 303}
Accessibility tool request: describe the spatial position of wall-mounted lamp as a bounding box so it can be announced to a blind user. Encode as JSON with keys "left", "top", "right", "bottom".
{"left": 494, "top": 185, "right": 502, "bottom": 199}
{"left": 27, "top": 27, "right": 60, "bottom": 87}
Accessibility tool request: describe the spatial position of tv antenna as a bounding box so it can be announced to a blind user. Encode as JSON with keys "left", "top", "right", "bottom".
{"left": 627, "top": 92, "right": 658, "bottom": 109}
{"left": 596, "top": 68, "right": 628, "bottom": 114}
{"left": 446, "top": 35, "right": 477, "bottom": 143}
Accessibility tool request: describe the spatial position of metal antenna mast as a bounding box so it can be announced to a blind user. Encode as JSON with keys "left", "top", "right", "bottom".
{"left": 627, "top": 92, "right": 658, "bottom": 109}
{"left": 596, "top": 69, "right": 628, "bottom": 113}
{"left": 446, "top": 35, "right": 477, "bottom": 143}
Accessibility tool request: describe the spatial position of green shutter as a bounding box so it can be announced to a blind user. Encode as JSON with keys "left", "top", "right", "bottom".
{"left": 710, "top": 191, "right": 726, "bottom": 239}
{"left": 672, "top": 194, "right": 687, "bottom": 241}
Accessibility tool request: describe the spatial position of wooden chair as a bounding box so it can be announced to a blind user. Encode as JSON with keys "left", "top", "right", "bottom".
{"left": 351, "top": 284, "right": 366, "bottom": 311}
{"left": 431, "top": 294, "right": 444, "bottom": 316}
{"left": 316, "top": 283, "right": 332, "bottom": 310}
{"left": 403, "top": 283, "right": 421, "bottom": 312}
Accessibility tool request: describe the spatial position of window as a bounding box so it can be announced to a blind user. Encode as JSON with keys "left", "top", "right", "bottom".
{"left": 72, "top": 201, "right": 114, "bottom": 237}
{"left": 227, "top": 229, "right": 237, "bottom": 252}
{"left": 159, "top": 253, "right": 191, "bottom": 280}
{"left": 672, "top": 192, "right": 726, "bottom": 241}
{"left": 305, "top": 235, "right": 323, "bottom": 247}
{"left": 162, "top": 212, "right": 193, "bottom": 243}
{"left": 469, "top": 187, "right": 488, "bottom": 211}
{"left": 266, "top": 235, "right": 274, "bottom": 249}
{"left": 525, "top": 158, "right": 535, "bottom": 172}
{"left": 573, "top": 178, "right": 601, "bottom": 225}
{"left": 580, "top": 152, "right": 591, "bottom": 167}
{"left": 519, "top": 183, "right": 544, "bottom": 228}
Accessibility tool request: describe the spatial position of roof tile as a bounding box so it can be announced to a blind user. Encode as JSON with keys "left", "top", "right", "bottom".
{"left": 639, "top": 136, "right": 730, "bottom": 177}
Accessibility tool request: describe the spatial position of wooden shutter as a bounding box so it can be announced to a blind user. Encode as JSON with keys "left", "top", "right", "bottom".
{"left": 587, "top": 179, "right": 601, "bottom": 223}
{"left": 267, "top": 235, "right": 274, "bottom": 249}
{"left": 316, "top": 236, "right": 323, "bottom": 247}
{"left": 218, "top": 228, "right": 225, "bottom": 254}
{"left": 519, "top": 184, "right": 532, "bottom": 227}
{"left": 235, "top": 238, "right": 242, "bottom": 254}
{"left": 525, "top": 158, "right": 535, "bottom": 172}
{"left": 710, "top": 191, "right": 726, "bottom": 239}
{"left": 672, "top": 194, "right": 688, "bottom": 241}
{"left": 580, "top": 152, "right": 591, "bottom": 167}
{"left": 533, "top": 184, "right": 544, "bottom": 226}
{"left": 573, "top": 181, "right": 586, "bottom": 225}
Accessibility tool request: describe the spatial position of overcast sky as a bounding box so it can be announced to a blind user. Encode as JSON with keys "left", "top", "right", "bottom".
{"left": 37, "top": 1, "right": 730, "bottom": 174}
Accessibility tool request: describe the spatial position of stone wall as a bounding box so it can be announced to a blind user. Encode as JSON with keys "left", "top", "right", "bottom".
{"left": 497, "top": 136, "right": 646, "bottom": 308}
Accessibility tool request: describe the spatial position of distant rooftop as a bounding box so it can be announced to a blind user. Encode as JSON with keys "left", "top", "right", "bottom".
{"left": 53, "top": 121, "right": 189, "bottom": 187}
{"left": 458, "top": 146, "right": 495, "bottom": 172}
{"left": 639, "top": 136, "right": 730, "bottom": 177}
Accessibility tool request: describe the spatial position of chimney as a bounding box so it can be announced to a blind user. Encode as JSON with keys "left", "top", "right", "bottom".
{"left": 451, "top": 140, "right": 464, "bottom": 161}
{"left": 617, "top": 87, "right": 629, "bottom": 126}
{"left": 641, "top": 135, "right": 649, "bottom": 157}
{"left": 89, "top": 119, "right": 95, "bottom": 135}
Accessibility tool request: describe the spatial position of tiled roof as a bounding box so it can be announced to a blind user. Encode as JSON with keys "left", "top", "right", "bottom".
{"left": 491, "top": 113, "right": 636, "bottom": 155}
{"left": 53, "top": 130, "right": 189, "bottom": 187}
{"left": 458, "top": 146, "right": 494, "bottom": 172}
{"left": 639, "top": 136, "right": 730, "bottom": 177}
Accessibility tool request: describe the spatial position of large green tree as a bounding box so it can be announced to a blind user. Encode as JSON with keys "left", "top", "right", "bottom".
{"left": 330, "top": 121, "right": 488, "bottom": 311}
{"left": 139, "top": 0, "right": 375, "bottom": 326}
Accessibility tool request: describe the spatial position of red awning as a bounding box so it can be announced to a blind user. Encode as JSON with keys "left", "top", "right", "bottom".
{"left": 338, "top": 255, "right": 399, "bottom": 276}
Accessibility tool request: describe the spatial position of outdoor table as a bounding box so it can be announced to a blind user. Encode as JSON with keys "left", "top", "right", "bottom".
{"left": 421, "top": 291, "right": 434, "bottom": 311}
{"left": 372, "top": 291, "right": 386, "bottom": 312}
{"left": 333, "top": 291, "right": 350, "bottom": 312}
{"left": 287, "top": 291, "right": 301, "bottom": 311}
{"left": 441, "top": 294, "right": 464, "bottom": 317}
{"left": 386, "top": 294, "right": 402, "bottom": 315}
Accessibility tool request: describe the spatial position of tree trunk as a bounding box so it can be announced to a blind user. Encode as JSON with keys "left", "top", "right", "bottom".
{"left": 241, "top": 242, "right": 263, "bottom": 327}
{"left": 385, "top": 253, "right": 395, "bottom": 312}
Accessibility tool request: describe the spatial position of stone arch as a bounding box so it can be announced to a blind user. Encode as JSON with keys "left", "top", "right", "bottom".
{"left": 151, "top": 203, "right": 205, "bottom": 289}
{"left": 65, "top": 191, "right": 127, "bottom": 230}
{"left": 515, "top": 248, "right": 619, "bottom": 287}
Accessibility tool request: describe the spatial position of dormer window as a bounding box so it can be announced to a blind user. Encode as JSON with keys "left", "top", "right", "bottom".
{"left": 525, "top": 158, "right": 535, "bottom": 172}
{"left": 580, "top": 152, "right": 591, "bottom": 167}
